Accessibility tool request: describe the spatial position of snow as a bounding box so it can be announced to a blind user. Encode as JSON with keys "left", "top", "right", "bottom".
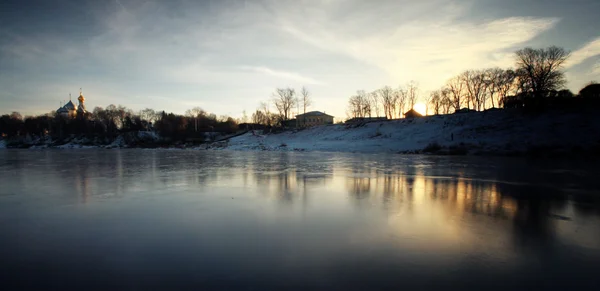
{"left": 222, "top": 110, "right": 600, "bottom": 154}
{"left": 136, "top": 131, "right": 160, "bottom": 141}
{"left": 107, "top": 135, "right": 126, "bottom": 148}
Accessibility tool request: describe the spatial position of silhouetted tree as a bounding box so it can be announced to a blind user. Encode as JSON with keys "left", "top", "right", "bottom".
{"left": 440, "top": 88, "right": 452, "bottom": 114}
{"left": 300, "top": 86, "right": 312, "bottom": 115}
{"left": 369, "top": 91, "right": 381, "bottom": 117}
{"left": 579, "top": 82, "right": 600, "bottom": 99}
{"left": 394, "top": 86, "right": 406, "bottom": 118}
{"left": 429, "top": 90, "right": 442, "bottom": 115}
{"left": 406, "top": 81, "right": 419, "bottom": 109}
{"left": 378, "top": 86, "right": 395, "bottom": 119}
{"left": 496, "top": 69, "right": 517, "bottom": 108}
{"left": 347, "top": 91, "right": 371, "bottom": 118}
{"left": 515, "top": 46, "right": 569, "bottom": 98}
{"left": 446, "top": 76, "right": 465, "bottom": 111}
{"left": 461, "top": 70, "right": 487, "bottom": 111}
{"left": 273, "top": 87, "right": 296, "bottom": 121}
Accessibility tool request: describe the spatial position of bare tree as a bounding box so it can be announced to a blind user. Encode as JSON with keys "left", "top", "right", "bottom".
{"left": 184, "top": 107, "right": 205, "bottom": 117}
{"left": 428, "top": 90, "right": 442, "bottom": 115}
{"left": 251, "top": 110, "right": 265, "bottom": 125}
{"left": 496, "top": 69, "right": 517, "bottom": 108}
{"left": 515, "top": 46, "right": 570, "bottom": 98}
{"left": 347, "top": 95, "right": 362, "bottom": 119}
{"left": 440, "top": 88, "right": 452, "bottom": 114}
{"left": 357, "top": 90, "right": 371, "bottom": 117}
{"left": 446, "top": 76, "right": 464, "bottom": 112}
{"left": 299, "top": 86, "right": 311, "bottom": 127}
{"left": 484, "top": 68, "right": 504, "bottom": 108}
{"left": 347, "top": 91, "right": 371, "bottom": 118}
{"left": 139, "top": 108, "right": 159, "bottom": 124}
{"left": 369, "top": 91, "right": 381, "bottom": 117}
{"left": 394, "top": 86, "right": 406, "bottom": 118}
{"left": 406, "top": 81, "right": 419, "bottom": 109}
{"left": 259, "top": 102, "right": 273, "bottom": 126}
{"left": 185, "top": 107, "right": 206, "bottom": 132}
{"left": 300, "top": 86, "right": 312, "bottom": 116}
{"left": 379, "top": 86, "right": 395, "bottom": 119}
{"left": 273, "top": 87, "right": 297, "bottom": 121}
{"left": 461, "top": 70, "right": 487, "bottom": 111}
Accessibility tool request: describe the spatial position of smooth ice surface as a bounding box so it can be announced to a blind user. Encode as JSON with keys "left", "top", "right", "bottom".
{"left": 1, "top": 150, "right": 599, "bottom": 290}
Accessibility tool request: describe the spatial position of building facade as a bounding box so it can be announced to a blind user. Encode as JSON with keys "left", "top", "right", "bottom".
{"left": 295, "top": 111, "right": 334, "bottom": 127}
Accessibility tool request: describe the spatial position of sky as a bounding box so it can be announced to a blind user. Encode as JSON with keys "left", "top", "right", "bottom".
{"left": 1, "top": 0, "right": 600, "bottom": 120}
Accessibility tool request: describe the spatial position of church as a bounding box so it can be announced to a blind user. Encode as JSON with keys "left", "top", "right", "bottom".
{"left": 57, "top": 90, "right": 87, "bottom": 117}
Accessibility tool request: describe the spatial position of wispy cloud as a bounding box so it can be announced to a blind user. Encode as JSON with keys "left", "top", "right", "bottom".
{"left": 241, "top": 66, "right": 324, "bottom": 85}
{"left": 567, "top": 37, "right": 600, "bottom": 68}
{"left": 593, "top": 62, "right": 600, "bottom": 75}
{"left": 276, "top": 1, "right": 558, "bottom": 90}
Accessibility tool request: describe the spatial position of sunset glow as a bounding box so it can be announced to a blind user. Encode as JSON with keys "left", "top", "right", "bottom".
{"left": 413, "top": 103, "right": 427, "bottom": 116}
{"left": 1, "top": 0, "right": 599, "bottom": 118}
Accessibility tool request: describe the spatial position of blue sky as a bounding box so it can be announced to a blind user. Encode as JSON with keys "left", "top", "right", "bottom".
{"left": 1, "top": 0, "right": 600, "bottom": 119}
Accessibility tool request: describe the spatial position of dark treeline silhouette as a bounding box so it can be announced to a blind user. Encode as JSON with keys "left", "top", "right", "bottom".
{"left": 347, "top": 46, "right": 600, "bottom": 118}
{"left": 0, "top": 105, "right": 239, "bottom": 145}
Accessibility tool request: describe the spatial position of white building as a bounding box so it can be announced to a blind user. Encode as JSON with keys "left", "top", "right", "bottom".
{"left": 295, "top": 111, "right": 334, "bottom": 127}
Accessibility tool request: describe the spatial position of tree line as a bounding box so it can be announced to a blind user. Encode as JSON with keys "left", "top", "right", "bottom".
{"left": 248, "top": 86, "right": 313, "bottom": 128}
{"left": 0, "top": 105, "right": 239, "bottom": 142}
{"left": 347, "top": 46, "right": 600, "bottom": 119}
{"left": 347, "top": 81, "right": 420, "bottom": 119}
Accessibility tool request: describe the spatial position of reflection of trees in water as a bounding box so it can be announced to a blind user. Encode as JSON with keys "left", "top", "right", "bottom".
{"left": 74, "top": 161, "right": 91, "bottom": 203}
{"left": 274, "top": 171, "right": 296, "bottom": 203}
{"left": 346, "top": 166, "right": 379, "bottom": 205}
{"left": 250, "top": 153, "right": 335, "bottom": 205}
{"left": 347, "top": 177, "right": 371, "bottom": 200}
{"left": 343, "top": 163, "right": 579, "bottom": 250}
{"left": 495, "top": 183, "right": 570, "bottom": 251}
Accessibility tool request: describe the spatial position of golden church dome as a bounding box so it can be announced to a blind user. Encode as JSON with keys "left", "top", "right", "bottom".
{"left": 78, "top": 94, "right": 85, "bottom": 103}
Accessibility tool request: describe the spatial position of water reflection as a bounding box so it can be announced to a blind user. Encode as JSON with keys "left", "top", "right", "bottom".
{"left": 2, "top": 150, "right": 598, "bottom": 221}
{"left": 1, "top": 150, "right": 600, "bottom": 290}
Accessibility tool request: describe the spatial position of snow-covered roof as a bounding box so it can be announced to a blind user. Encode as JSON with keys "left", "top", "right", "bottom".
{"left": 56, "top": 107, "right": 69, "bottom": 113}
{"left": 63, "top": 100, "right": 76, "bottom": 110}
{"left": 296, "top": 111, "right": 333, "bottom": 118}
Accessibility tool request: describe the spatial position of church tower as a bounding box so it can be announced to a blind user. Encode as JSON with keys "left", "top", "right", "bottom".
{"left": 77, "top": 88, "right": 87, "bottom": 114}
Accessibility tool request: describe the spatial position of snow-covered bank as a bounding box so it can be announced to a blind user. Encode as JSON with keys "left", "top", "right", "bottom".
{"left": 221, "top": 109, "right": 600, "bottom": 155}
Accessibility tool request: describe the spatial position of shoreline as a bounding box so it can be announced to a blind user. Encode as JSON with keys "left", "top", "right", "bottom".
{"left": 2, "top": 109, "right": 600, "bottom": 158}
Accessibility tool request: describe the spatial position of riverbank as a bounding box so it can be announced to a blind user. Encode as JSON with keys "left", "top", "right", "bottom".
{"left": 2, "top": 109, "right": 599, "bottom": 157}
{"left": 216, "top": 109, "right": 600, "bottom": 156}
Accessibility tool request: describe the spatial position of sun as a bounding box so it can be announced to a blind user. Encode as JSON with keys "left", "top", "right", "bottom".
{"left": 413, "top": 103, "right": 427, "bottom": 116}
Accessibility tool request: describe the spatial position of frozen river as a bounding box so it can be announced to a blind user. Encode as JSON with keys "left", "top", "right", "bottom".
{"left": 1, "top": 150, "right": 599, "bottom": 290}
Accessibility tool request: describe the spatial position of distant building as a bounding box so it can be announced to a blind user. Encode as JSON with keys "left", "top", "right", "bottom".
{"left": 295, "top": 111, "right": 334, "bottom": 127}
{"left": 404, "top": 109, "right": 423, "bottom": 118}
{"left": 57, "top": 90, "right": 87, "bottom": 118}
